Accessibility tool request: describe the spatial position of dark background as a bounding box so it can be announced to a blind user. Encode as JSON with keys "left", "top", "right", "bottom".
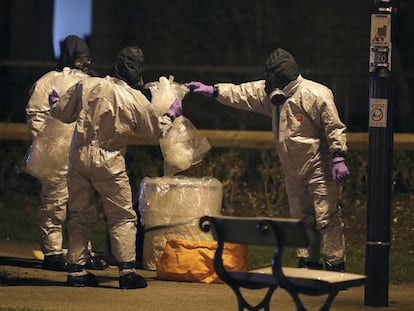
{"left": 1, "top": 0, "right": 414, "bottom": 132}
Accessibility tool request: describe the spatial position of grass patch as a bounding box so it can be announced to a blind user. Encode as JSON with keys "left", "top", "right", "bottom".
{"left": 0, "top": 194, "right": 40, "bottom": 243}
{"left": 248, "top": 245, "right": 297, "bottom": 270}
{"left": 0, "top": 193, "right": 108, "bottom": 251}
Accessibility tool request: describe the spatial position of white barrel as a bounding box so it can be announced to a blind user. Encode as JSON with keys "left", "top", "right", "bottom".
{"left": 138, "top": 176, "right": 223, "bottom": 270}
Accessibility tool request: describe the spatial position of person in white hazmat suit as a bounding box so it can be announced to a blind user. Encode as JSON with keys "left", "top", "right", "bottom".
{"left": 26, "top": 35, "right": 108, "bottom": 271}
{"left": 185, "top": 48, "right": 350, "bottom": 272}
{"left": 50, "top": 46, "right": 183, "bottom": 289}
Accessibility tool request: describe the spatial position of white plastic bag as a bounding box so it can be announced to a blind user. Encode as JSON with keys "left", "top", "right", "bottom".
{"left": 145, "top": 76, "right": 189, "bottom": 117}
{"left": 22, "top": 68, "right": 82, "bottom": 179}
{"left": 146, "top": 75, "right": 210, "bottom": 175}
{"left": 159, "top": 116, "right": 211, "bottom": 176}
{"left": 22, "top": 118, "right": 75, "bottom": 180}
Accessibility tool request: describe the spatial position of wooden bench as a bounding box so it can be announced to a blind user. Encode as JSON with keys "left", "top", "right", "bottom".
{"left": 199, "top": 215, "right": 367, "bottom": 311}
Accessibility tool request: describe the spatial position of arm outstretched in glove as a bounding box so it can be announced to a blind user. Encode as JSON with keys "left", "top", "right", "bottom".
{"left": 184, "top": 82, "right": 216, "bottom": 97}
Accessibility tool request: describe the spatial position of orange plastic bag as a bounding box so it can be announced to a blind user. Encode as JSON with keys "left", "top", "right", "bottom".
{"left": 156, "top": 238, "right": 248, "bottom": 283}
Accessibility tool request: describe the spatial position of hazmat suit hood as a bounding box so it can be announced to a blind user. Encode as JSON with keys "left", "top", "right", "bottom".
{"left": 58, "top": 35, "right": 91, "bottom": 71}
{"left": 264, "top": 48, "right": 300, "bottom": 100}
{"left": 112, "top": 47, "right": 145, "bottom": 89}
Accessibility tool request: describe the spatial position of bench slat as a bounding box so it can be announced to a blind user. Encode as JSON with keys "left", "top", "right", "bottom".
{"left": 252, "top": 266, "right": 367, "bottom": 291}
{"left": 201, "top": 215, "right": 309, "bottom": 247}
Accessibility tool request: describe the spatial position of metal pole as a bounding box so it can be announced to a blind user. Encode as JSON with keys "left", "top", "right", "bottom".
{"left": 365, "top": 0, "right": 395, "bottom": 307}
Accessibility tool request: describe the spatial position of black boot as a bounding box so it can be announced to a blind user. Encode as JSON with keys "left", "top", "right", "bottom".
{"left": 66, "top": 264, "right": 99, "bottom": 287}
{"left": 119, "top": 262, "right": 147, "bottom": 289}
{"left": 298, "top": 258, "right": 323, "bottom": 270}
{"left": 325, "top": 261, "right": 345, "bottom": 272}
{"left": 42, "top": 254, "right": 67, "bottom": 271}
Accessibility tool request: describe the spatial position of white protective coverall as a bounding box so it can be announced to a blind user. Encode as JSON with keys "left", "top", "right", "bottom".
{"left": 214, "top": 75, "right": 347, "bottom": 265}
{"left": 51, "top": 76, "right": 162, "bottom": 265}
{"left": 26, "top": 67, "right": 89, "bottom": 256}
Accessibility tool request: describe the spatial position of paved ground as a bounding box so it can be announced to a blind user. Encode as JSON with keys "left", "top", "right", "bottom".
{"left": 0, "top": 240, "right": 413, "bottom": 311}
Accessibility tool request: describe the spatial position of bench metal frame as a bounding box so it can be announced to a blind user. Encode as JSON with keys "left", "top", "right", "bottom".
{"left": 199, "top": 215, "right": 367, "bottom": 311}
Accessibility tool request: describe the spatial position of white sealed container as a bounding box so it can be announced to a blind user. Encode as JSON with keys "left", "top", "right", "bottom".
{"left": 138, "top": 176, "right": 223, "bottom": 270}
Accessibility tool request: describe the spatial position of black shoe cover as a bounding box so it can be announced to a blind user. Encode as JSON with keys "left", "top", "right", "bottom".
{"left": 67, "top": 272, "right": 99, "bottom": 287}
{"left": 42, "top": 254, "right": 67, "bottom": 271}
{"left": 119, "top": 272, "right": 147, "bottom": 289}
{"left": 298, "top": 259, "right": 323, "bottom": 270}
{"left": 325, "top": 262, "right": 345, "bottom": 272}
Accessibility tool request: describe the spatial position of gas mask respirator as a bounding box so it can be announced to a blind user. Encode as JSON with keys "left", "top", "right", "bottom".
{"left": 264, "top": 72, "right": 287, "bottom": 106}
{"left": 268, "top": 89, "right": 287, "bottom": 106}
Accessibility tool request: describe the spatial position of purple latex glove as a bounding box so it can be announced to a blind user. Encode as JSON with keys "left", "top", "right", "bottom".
{"left": 165, "top": 99, "right": 183, "bottom": 120}
{"left": 184, "top": 81, "right": 214, "bottom": 97}
{"left": 332, "top": 157, "right": 350, "bottom": 183}
{"left": 48, "top": 89, "right": 60, "bottom": 105}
